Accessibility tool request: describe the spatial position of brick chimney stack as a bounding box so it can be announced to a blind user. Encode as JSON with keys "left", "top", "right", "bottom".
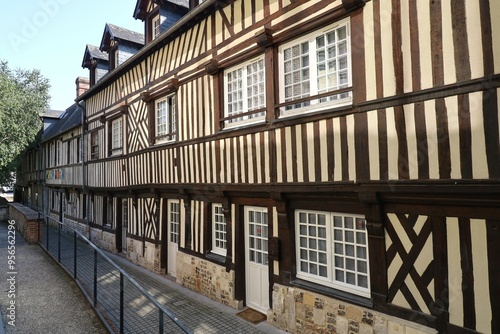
{"left": 75, "top": 77, "right": 90, "bottom": 98}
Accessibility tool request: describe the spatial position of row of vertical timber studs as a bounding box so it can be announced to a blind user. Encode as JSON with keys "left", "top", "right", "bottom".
{"left": 91, "top": 91, "right": 500, "bottom": 190}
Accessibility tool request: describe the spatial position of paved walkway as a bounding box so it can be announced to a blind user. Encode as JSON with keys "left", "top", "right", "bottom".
{"left": 0, "top": 221, "right": 107, "bottom": 334}
{"left": 39, "top": 222, "right": 286, "bottom": 334}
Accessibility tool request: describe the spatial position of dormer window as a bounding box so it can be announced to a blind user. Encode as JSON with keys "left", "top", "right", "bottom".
{"left": 152, "top": 14, "right": 161, "bottom": 40}
{"left": 82, "top": 45, "right": 109, "bottom": 87}
{"left": 134, "top": 0, "right": 189, "bottom": 44}
{"left": 98, "top": 23, "right": 144, "bottom": 71}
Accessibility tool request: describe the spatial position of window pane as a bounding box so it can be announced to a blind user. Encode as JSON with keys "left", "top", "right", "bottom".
{"left": 316, "top": 36, "right": 325, "bottom": 47}
{"left": 317, "top": 50, "right": 325, "bottom": 63}
{"left": 346, "top": 244, "right": 354, "bottom": 257}
{"left": 338, "top": 41, "right": 347, "bottom": 55}
{"left": 301, "top": 261, "right": 308, "bottom": 272}
{"left": 318, "top": 227, "right": 326, "bottom": 238}
{"left": 308, "top": 226, "right": 316, "bottom": 237}
{"left": 309, "top": 250, "right": 317, "bottom": 262}
{"left": 300, "top": 224, "right": 307, "bottom": 235}
{"left": 358, "top": 275, "right": 368, "bottom": 288}
{"left": 356, "top": 218, "right": 365, "bottom": 230}
{"left": 300, "top": 249, "right": 307, "bottom": 260}
{"left": 300, "top": 237, "right": 307, "bottom": 247}
{"left": 346, "top": 258, "right": 355, "bottom": 270}
{"left": 319, "top": 252, "right": 327, "bottom": 264}
{"left": 356, "top": 232, "right": 366, "bottom": 244}
{"left": 337, "top": 26, "right": 347, "bottom": 40}
{"left": 335, "top": 256, "right": 344, "bottom": 268}
{"left": 334, "top": 242, "right": 343, "bottom": 254}
{"left": 345, "top": 230, "right": 354, "bottom": 243}
{"left": 345, "top": 217, "right": 353, "bottom": 229}
{"left": 357, "top": 260, "right": 367, "bottom": 274}
{"left": 346, "top": 272, "right": 356, "bottom": 285}
{"left": 357, "top": 246, "right": 367, "bottom": 259}
{"left": 319, "top": 266, "right": 328, "bottom": 278}
{"left": 335, "top": 270, "right": 344, "bottom": 282}
{"left": 318, "top": 239, "right": 327, "bottom": 251}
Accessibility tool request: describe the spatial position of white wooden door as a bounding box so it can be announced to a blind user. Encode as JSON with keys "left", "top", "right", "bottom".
{"left": 121, "top": 199, "right": 128, "bottom": 252}
{"left": 244, "top": 206, "right": 270, "bottom": 313}
{"left": 167, "top": 200, "right": 180, "bottom": 277}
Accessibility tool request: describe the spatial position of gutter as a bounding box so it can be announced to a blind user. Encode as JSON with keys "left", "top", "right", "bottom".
{"left": 75, "top": 0, "right": 218, "bottom": 103}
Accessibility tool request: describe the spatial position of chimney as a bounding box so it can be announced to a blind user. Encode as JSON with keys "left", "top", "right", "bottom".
{"left": 75, "top": 77, "right": 90, "bottom": 98}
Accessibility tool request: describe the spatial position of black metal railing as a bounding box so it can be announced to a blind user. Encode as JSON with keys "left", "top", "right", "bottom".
{"left": 38, "top": 214, "right": 192, "bottom": 334}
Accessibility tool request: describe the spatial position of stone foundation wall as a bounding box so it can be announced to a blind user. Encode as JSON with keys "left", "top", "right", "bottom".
{"left": 125, "top": 238, "right": 160, "bottom": 273}
{"left": 62, "top": 219, "right": 89, "bottom": 236}
{"left": 270, "top": 284, "right": 437, "bottom": 334}
{"left": 176, "top": 252, "right": 242, "bottom": 309}
{"left": 89, "top": 228, "right": 116, "bottom": 253}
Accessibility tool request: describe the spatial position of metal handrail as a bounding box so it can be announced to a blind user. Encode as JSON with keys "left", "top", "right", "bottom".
{"left": 39, "top": 213, "right": 192, "bottom": 334}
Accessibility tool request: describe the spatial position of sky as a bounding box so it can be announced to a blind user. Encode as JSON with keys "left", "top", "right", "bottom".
{"left": 0, "top": 0, "right": 144, "bottom": 112}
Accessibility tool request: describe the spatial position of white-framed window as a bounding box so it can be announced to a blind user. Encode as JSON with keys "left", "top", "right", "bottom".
{"left": 155, "top": 95, "right": 176, "bottom": 143}
{"left": 212, "top": 204, "right": 227, "bottom": 256}
{"left": 279, "top": 19, "right": 352, "bottom": 116}
{"left": 56, "top": 140, "right": 61, "bottom": 166}
{"left": 168, "top": 200, "right": 180, "bottom": 244}
{"left": 110, "top": 117, "right": 123, "bottom": 155}
{"left": 67, "top": 193, "right": 79, "bottom": 218}
{"left": 122, "top": 199, "right": 128, "bottom": 228}
{"left": 77, "top": 137, "right": 82, "bottom": 163}
{"left": 90, "top": 132, "right": 99, "bottom": 160}
{"left": 104, "top": 197, "right": 113, "bottom": 228}
{"left": 51, "top": 190, "right": 60, "bottom": 211}
{"left": 152, "top": 14, "right": 165, "bottom": 40}
{"left": 49, "top": 142, "right": 55, "bottom": 167}
{"left": 223, "top": 56, "right": 266, "bottom": 128}
{"left": 295, "top": 210, "right": 370, "bottom": 298}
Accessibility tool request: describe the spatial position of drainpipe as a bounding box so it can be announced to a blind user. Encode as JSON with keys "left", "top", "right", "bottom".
{"left": 77, "top": 102, "right": 90, "bottom": 239}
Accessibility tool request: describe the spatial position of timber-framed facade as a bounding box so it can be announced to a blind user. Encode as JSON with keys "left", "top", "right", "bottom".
{"left": 16, "top": 0, "right": 500, "bottom": 333}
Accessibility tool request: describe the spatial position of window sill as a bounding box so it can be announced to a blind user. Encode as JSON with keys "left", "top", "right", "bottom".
{"left": 218, "top": 119, "right": 267, "bottom": 135}
{"left": 206, "top": 252, "right": 226, "bottom": 264}
{"left": 152, "top": 139, "right": 176, "bottom": 147}
{"left": 290, "top": 278, "right": 373, "bottom": 309}
{"left": 279, "top": 98, "right": 353, "bottom": 118}
{"left": 222, "top": 118, "right": 266, "bottom": 131}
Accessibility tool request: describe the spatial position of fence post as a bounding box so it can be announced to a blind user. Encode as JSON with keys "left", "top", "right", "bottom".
{"left": 37, "top": 212, "right": 41, "bottom": 244}
{"left": 93, "top": 248, "right": 98, "bottom": 307}
{"left": 120, "top": 273, "right": 124, "bottom": 334}
{"left": 159, "top": 310, "right": 164, "bottom": 334}
{"left": 58, "top": 223, "right": 61, "bottom": 262}
{"left": 46, "top": 217, "right": 49, "bottom": 250}
{"left": 74, "top": 231, "right": 77, "bottom": 278}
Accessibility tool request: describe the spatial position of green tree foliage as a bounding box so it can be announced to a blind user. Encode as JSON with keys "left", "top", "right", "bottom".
{"left": 0, "top": 60, "right": 50, "bottom": 185}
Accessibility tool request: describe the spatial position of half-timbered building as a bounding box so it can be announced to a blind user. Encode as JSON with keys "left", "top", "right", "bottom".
{"left": 15, "top": 109, "right": 64, "bottom": 208}
{"left": 16, "top": 0, "right": 500, "bottom": 333}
